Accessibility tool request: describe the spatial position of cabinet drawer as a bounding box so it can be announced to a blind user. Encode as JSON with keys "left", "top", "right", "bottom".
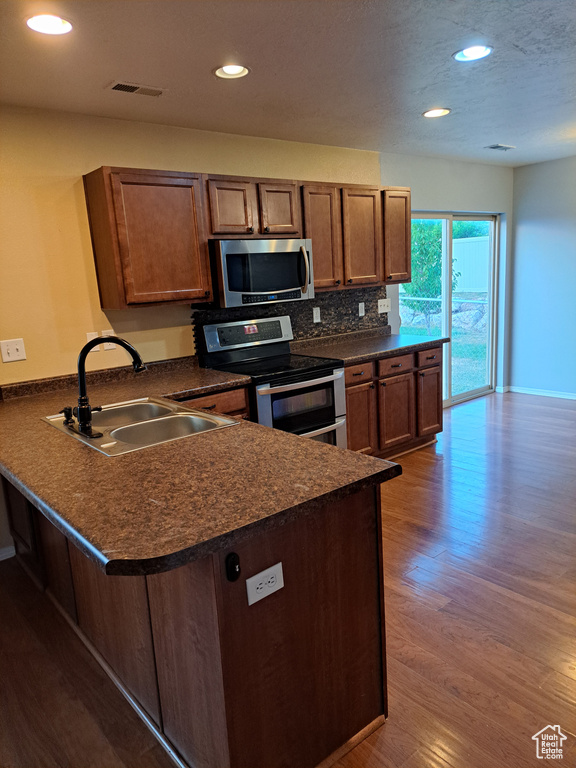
{"left": 417, "top": 347, "right": 442, "bottom": 368}
{"left": 345, "top": 362, "right": 374, "bottom": 386}
{"left": 182, "top": 387, "right": 248, "bottom": 415}
{"left": 378, "top": 354, "right": 414, "bottom": 378}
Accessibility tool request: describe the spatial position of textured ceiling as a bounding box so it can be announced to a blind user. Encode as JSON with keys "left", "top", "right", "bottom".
{"left": 1, "top": 0, "right": 575, "bottom": 167}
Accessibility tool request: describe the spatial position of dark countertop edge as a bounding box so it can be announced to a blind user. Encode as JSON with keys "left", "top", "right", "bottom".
{"left": 295, "top": 335, "right": 450, "bottom": 365}
{"left": 1, "top": 459, "right": 401, "bottom": 577}
{"left": 103, "top": 462, "right": 402, "bottom": 575}
{"left": 0, "top": 465, "right": 109, "bottom": 571}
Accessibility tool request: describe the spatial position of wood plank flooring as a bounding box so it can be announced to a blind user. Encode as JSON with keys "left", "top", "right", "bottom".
{"left": 0, "top": 392, "right": 574, "bottom": 768}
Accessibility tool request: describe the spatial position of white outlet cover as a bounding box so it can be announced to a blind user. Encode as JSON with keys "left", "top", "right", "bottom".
{"left": 359, "top": 302, "right": 365, "bottom": 317}
{"left": 102, "top": 330, "right": 116, "bottom": 351}
{"left": 313, "top": 307, "right": 321, "bottom": 323}
{"left": 378, "top": 299, "right": 392, "bottom": 313}
{"left": 246, "top": 562, "right": 284, "bottom": 606}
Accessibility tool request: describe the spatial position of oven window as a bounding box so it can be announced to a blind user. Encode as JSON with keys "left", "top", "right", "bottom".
{"left": 272, "top": 388, "right": 331, "bottom": 419}
{"left": 270, "top": 382, "right": 335, "bottom": 434}
{"left": 227, "top": 251, "right": 304, "bottom": 292}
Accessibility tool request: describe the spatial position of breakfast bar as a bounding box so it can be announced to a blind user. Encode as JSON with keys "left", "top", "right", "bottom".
{"left": 0, "top": 363, "right": 400, "bottom": 768}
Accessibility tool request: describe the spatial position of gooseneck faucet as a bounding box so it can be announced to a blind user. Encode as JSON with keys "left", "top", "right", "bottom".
{"left": 61, "top": 336, "right": 146, "bottom": 437}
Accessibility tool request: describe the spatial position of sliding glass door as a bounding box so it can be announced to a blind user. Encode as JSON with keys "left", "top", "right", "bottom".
{"left": 399, "top": 214, "right": 496, "bottom": 404}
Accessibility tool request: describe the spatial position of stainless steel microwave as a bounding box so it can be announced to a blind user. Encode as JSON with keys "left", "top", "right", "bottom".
{"left": 212, "top": 239, "right": 314, "bottom": 308}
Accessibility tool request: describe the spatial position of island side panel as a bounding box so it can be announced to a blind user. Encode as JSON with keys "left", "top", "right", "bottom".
{"left": 217, "top": 485, "right": 385, "bottom": 768}
{"left": 146, "top": 556, "right": 230, "bottom": 768}
{"left": 68, "top": 546, "right": 161, "bottom": 726}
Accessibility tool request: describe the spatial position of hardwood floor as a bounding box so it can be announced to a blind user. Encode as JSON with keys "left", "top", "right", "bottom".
{"left": 335, "top": 392, "right": 576, "bottom": 768}
{"left": 0, "top": 393, "right": 574, "bottom": 767}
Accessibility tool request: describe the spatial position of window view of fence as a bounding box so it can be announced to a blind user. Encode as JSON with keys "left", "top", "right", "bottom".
{"left": 399, "top": 217, "right": 494, "bottom": 401}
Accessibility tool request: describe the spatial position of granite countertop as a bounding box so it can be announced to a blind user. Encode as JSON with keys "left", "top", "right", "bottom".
{"left": 0, "top": 363, "right": 400, "bottom": 576}
{"left": 293, "top": 331, "right": 449, "bottom": 365}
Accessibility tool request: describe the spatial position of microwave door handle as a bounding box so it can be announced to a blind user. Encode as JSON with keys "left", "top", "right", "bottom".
{"left": 242, "top": 286, "right": 303, "bottom": 295}
{"left": 300, "top": 245, "right": 310, "bottom": 292}
{"left": 300, "top": 418, "right": 346, "bottom": 439}
{"left": 257, "top": 370, "right": 344, "bottom": 396}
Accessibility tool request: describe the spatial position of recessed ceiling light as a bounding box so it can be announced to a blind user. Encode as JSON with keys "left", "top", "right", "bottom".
{"left": 214, "top": 64, "right": 250, "bottom": 79}
{"left": 26, "top": 14, "right": 73, "bottom": 35}
{"left": 453, "top": 46, "right": 493, "bottom": 62}
{"left": 423, "top": 108, "right": 451, "bottom": 118}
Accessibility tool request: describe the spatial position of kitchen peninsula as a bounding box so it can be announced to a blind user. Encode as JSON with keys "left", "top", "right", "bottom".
{"left": 0, "top": 358, "right": 401, "bottom": 768}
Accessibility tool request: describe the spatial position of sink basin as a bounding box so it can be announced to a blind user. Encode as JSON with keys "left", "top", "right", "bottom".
{"left": 91, "top": 401, "right": 173, "bottom": 427}
{"left": 110, "top": 413, "right": 226, "bottom": 446}
{"left": 43, "top": 397, "right": 239, "bottom": 456}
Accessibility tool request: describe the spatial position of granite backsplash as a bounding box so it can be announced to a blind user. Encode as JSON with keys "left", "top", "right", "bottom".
{"left": 192, "top": 286, "right": 391, "bottom": 342}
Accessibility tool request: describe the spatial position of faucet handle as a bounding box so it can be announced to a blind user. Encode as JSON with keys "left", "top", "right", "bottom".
{"left": 91, "top": 405, "right": 102, "bottom": 413}
{"left": 59, "top": 406, "right": 74, "bottom": 425}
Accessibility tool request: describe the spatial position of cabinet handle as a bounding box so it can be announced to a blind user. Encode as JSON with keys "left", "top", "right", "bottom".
{"left": 204, "top": 290, "right": 211, "bottom": 297}
{"left": 426, "top": 355, "right": 437, "bottom": 360}
{"left": 348, "top": 278, "right": 353, "bottom": 284}
{"left": 387, "top": 274, "right": 393, "bottom": 280}
{"left": 370, "top": 383, "right": 375, "bottom": 389}
{"left": 380, "top": 382, "right": 386, "bottom": 387}
{"left": 352, "top": 371, "right": 365, "bottom": 377}
{"left": 248, "top": 226, "right": 254, "bottom": 233}
{"left": 203, "top": 404, "right": 217, "bottom": 410}
{"left": 335, "top": 279, "right": 341, "bottom": 285}
{"left": 391, "top": 363, "right": 402, "bottom": 368}
{"left": 264, "top": 226, "right": 270, "bottom": 233}
{"left": 420, "top": 372, "right": 425, "bottom": 377}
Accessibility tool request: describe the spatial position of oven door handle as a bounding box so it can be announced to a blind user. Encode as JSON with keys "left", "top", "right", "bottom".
{"left": 256, "top": 370, "right": 344, "bottom": 396}
{"left": 299, "top": 417, "right": 346, "bottom": 439}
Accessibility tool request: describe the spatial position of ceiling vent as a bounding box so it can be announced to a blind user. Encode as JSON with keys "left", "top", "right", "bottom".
{"left": 485, "top": 143, "right": 516, "bottom": 151}
{"left": 108, "top": 81, "right": 165, "bottom": 97}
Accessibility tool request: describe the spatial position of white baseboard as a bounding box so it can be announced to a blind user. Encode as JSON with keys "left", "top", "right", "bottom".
{"left": 508, "top": 386, "right": 576, "bottom": 400}
{"left": 0, "top": 545, "right": 15, "bottom": 561}
{"left": 495, "top": 386, "right": 510, "bottom": 393}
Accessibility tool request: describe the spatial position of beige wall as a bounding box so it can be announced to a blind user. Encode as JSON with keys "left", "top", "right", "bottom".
{"left": 0, "top": 105, "right": 380, "bottom": 385}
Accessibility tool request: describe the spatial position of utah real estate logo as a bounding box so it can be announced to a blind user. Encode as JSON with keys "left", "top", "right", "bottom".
{"left": 532, "top": 725, "right": 567, "bottom": 760}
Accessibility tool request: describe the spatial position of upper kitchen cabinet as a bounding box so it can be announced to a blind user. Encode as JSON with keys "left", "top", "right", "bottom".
{"left": 301, "top": 185, "right": 343, "bottom": 289}
{"left": 83, "top": 167, "right": 212, "bottom": 309}
{"left": 207, "top": 176, "right": 301, "bottom": 236}
{"left": 342, "top": 187, "right": 383, "bottom": 286}
{"left": 382, "top": 187, "right": 412, "bottom": 284}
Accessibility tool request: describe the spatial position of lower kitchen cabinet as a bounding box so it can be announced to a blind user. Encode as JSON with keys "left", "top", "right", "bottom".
{"left": 345, "top": 379, "right": 378, "bottom": 454}
{"left": 345, "top": 346, "right": 443, "bottom": 458}
{"left": 2, "top": 476, "right": 45, "bottom": 585}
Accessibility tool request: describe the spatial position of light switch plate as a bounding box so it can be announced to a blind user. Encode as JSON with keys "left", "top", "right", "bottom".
{"left": 0, "top": 338, "right": 26, "bottom": 362}
{"left": 246, "top": 562, "right": 284, "bottom": 606}
{"left": 313, "top": 307, "right": 321, "bottom": 323}
{"left": 378, "top": 298, "right": 391, "bottom": 313}
{"left": 359, "top": 302, "right": 365, "bottom": 317}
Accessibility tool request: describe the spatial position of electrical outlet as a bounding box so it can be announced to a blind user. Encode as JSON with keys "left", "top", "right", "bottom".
{"left": 102, "top": 330, "right": 116, "bottom": 350}
{"left": 246, "top": 562, "right": 284, "bottom": 606}
{"left": 313, "top": 307, "right": 321, "bottom": 323}
{"left": 0, "top": 338, "right": 26, "bottom": 362}
{"left": 86, "top": 332, "right": 100, "bottom": 352}
{"left": 358, "top": 302, "right": 365, "bottom": 317}
{"left": 378, "top": 298, "right": 391, "bottom": 313}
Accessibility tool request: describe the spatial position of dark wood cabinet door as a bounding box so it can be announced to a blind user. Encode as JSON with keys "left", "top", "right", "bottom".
{"left": 342, "top": 188, "right": 383, "bottom": 286}
{"left": 417, "top": 365, "right": 443, "bottom": 437}
{"left": 258, "top": 182, "right": 301, "bottom": 235}
{"left": 383, "top": 188, "right": 411, "bottom": 283}
{"left": 68, "top": 547, "right": 161, "bottom": 725}
{"left": 36, "top": 514, "right": 77, "bottom": 621}
{"left": 2, "top": 478, "right": 45, "bottom": 584}
{"left": 378, "top": 372, "right": 416, "bottom": 449}
{"left": 207, "top": 178, "right": 258, "bottom": 235}
{"left": 302, "top": 185, "right": 343, "bottom": 289}
{"left": 111, "top": 171, "right": 210, "bottom": 304}
{"left": 345, "top": 381, "right": 378, "bottom": 454}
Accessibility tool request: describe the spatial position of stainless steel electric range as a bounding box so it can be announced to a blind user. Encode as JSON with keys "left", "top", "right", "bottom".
{"left": 198, "top": 316, "right": 347, "bottom": 448}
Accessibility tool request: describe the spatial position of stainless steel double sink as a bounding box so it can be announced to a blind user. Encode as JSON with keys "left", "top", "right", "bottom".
{"left": 43, "top": 397, "right": 239, "bottom": 456}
